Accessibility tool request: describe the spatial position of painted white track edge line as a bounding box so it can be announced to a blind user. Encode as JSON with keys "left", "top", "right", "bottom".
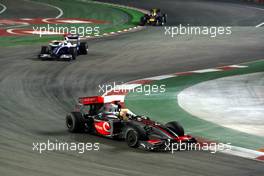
{"left": 76, "top": 0, "right": 148, "bottom": 40}
{"left": 77, "top": 0, "right": 149, "bottom": 14}
{"left": 247, "top": 6, "right": 264, "bottom": 12}
{"left": 4, "top": 0, "right": 63, "bottom": 30}
{"left": 0, "top": 3, "right": 7, "bottom": 14}
{"left": 24, "top": 0, "right": 63, "bottom": 18}
{"left": 256, "top": 22, "right": 264, "bottom": 28}
{"left": 245, "top": 6, "right": 264, "bottom": 28}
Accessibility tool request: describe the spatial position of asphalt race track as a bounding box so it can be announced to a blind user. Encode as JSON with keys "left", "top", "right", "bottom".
{"left": 98, "top": 0, "right": 264, "bottom": 26}
{"left": 0, "top": 0, "right": 264, "bottom": 176}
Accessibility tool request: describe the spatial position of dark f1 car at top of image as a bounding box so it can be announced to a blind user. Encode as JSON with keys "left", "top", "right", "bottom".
{"left": 66, "top": 96, "right": 196, "bottom": 150}
{"left": 38, "top": 34, "right": 88, "bottom": 61}
{"left": 140, "top": 8, "right": 167, "bottom": 26}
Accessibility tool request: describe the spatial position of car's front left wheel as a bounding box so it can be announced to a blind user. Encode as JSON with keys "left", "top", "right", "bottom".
{"left": 40, "top": 46, "right": 49, "bottom": 54}
{"left": 126, "top": 129, "right": 140, "bottom": 148}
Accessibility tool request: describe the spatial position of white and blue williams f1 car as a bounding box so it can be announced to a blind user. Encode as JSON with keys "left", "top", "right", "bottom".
{"left": 38, "top": 34, "right": 88, "bottom": 61}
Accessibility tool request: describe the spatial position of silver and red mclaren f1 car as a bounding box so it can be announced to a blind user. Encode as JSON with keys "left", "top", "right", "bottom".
{"left": 66, "top": 96, "right": 196, "bottom": 150}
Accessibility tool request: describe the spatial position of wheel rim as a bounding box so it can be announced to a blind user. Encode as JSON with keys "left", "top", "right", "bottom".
{"left": 66, "top": 116, "right": 73, "bottom": 129}
{"left": 127, "top": 131, "right": 137, "bottom": 146}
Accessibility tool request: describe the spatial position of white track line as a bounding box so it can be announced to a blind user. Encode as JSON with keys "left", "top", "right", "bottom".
{"left": 256, "top": 22, "right": 264, "bottom": 28}
{"left": 247, "top": 6, "right": 264, "bottom": 12}
{"left": 79, "top": 0, "right": 149, "bottom": 14}
{"left": 245, "top": 6, "right": 264, "bottom": 28}
{"left": 38, "top": 2, "right": 63, "bottom": 18}
{"left": 0, "top": 3, "right": 7, "bottom": 14}
{"left": 4, "top": 0, "right": 63, "bottom": 30}
{"left": 24, "top": 0, "right": 63, "bottom": 18}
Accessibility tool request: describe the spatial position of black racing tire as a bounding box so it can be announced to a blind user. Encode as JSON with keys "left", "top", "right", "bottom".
{"left": 140, "top": 16, "right": 146, "bottom": 26}
{"left": 40, "top": 46, "right": 49, "bottom": 54}
{"left": 165, "top": 121, "right": 185, "bottom": 136}
{"left": 69, "top": 47, "right": 77, "bottom": 60}
{"left": 66, "top": 112, "right": 85, "bottom": 132}
{"left": 162, "top": 14, "right": 167, "bottom": 23}
{"left": 140, "top": 14, "right": 149, "bottom": 26}
{"left": 126, "top": 129, "right": 140, "bottom": 148}
{"left": 79, "top": 42, "right": 88, "bottom": 55}
{"left": 157, "top": 16, "right": 166, "bottom": 26}
{"left": 125, "top": 125, "right": 148, "bottom": 148}
{"left": 39, "top": 46, "right": 49, "bottom": 60}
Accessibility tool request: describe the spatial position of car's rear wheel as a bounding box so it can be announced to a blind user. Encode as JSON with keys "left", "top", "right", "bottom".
{"left": 66, "top": 112, "right": 85, "bottom": 132}
{"left": 166, "top": 121, "right": 184, "bottom": 136}
{"left": 126, "top": 129, "right": 140, "bottom": 148}
{"left": 140, "top": 16, "right": 146, "bottom": 26}
{"left": 160, "top": 18, "right": 165, "bottom": 26}
{"left": 162, "top": 14, "right": 167, "bottom": 23}
{"left": 39, "top": 46, "right": 49, "bottom": 60}
{"left": 157, "top": 16, "right": 165, "bottom": 26}
{"left": 40, "top": 46, "right": 49, "bottom": 54}
{"left": 79, "top": 42, "right": 88, "bottom": 55}
{"left": 140, "top": 15, "right": 149, "bottom": 26}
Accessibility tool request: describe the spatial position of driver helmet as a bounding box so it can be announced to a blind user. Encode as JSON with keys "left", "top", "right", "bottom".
{"left": 104, "top": 103, "right": 119, "bottom": 113}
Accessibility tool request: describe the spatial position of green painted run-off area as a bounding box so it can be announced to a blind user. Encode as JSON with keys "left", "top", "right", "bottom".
{"left": 125, "top": 60, "right": 264, "bottom": 150}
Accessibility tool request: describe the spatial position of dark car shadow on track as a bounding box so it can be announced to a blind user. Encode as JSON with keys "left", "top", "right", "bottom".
{"left": 27, "top": 51, "right": 113, "bottom": 62}
{"left": 27, "top": 56, "right": 75, "bottom": 62}
{"left": 47, "top": 131, "right": 153, "bottom": 153}
{"left": 34, "top": 130, "right": 69, "bottom": 136}
{"left": 32, "top": 128, "right": 200, "bottom": 154}
{"left": 58, "top": 132, "right": 199, "bottom": 154}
